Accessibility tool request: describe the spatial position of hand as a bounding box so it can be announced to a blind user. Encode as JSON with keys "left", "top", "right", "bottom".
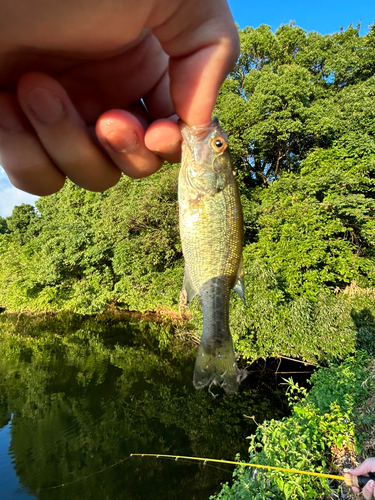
{"left": 0, "top": 0, "right": 239, "bottom": 195}
{"left": 349, "top": 458, "right": 375, "bottom": 499}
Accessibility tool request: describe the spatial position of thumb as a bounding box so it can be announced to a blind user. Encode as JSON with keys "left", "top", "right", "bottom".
{"left": 363, "top": 480, "right": 375, "bottom": 500}
{"left": 152, "top": 0, "right": 239, "bottom": 125}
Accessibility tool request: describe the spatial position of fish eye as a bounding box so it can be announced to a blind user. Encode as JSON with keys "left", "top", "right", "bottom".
{"left": 212, "top": 136, "right": 227, "bottom": 153}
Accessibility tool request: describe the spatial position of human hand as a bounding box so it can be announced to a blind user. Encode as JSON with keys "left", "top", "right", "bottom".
{"left": 349, "top": 458, "right": 375, "bottom": 499}
{"left": 0, "top": 0, "right": 239, "bottom": 195}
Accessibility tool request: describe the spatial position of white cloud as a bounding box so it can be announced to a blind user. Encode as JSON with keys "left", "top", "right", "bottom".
{"left": 0, "top": 167, "right": 38, "bottom": 217}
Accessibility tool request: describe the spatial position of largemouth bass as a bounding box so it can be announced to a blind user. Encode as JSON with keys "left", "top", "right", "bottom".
{"left": 178, "top": 117, "right": 246, "bottom": 393}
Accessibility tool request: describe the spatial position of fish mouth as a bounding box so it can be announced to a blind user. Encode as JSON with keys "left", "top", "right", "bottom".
{"left": 179, "top": 117, "right": 220, "bottom": 146}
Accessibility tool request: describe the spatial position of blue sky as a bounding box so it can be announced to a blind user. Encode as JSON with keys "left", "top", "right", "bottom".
{"left": 0, "top": 1, "right": 374, "bottom": 218}
{"left": 0, "top": 167, "right": 37, "bottom": 218}
{"left": 229, "top": 0, "right": 375, "bottom": 35}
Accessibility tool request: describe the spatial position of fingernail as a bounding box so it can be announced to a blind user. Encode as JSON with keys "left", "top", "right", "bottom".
{"left": 27, "top": 88, "right": 65, "bottom": 124}
{"left": 105, "top": 129, "right": 139, "bottom": 153}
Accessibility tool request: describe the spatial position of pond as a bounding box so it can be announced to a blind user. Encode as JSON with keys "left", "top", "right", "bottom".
{"left": 0, "top": 313, "right": 294, "bottom": 500}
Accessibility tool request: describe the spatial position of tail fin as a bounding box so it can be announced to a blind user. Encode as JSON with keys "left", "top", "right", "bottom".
{"left": 193, "top": 277, "right": 247, "bottom": 393}
{"left": 193, "top": 338, "right": 241, "bottom": 393}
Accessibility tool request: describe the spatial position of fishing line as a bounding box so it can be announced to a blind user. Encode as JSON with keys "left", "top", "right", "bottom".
{"left": 148, "top": 454, "right": 233, "bottom": 475}
{"left": 41, "top": 456, "right": 132, "bottom": 491}
{"left": 41, "top": 452, "right": 230, "bottom": 491}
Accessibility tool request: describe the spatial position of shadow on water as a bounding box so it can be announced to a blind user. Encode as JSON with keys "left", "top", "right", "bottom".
{"left": 0, "top": 313, "right": 307, "bottom": 500}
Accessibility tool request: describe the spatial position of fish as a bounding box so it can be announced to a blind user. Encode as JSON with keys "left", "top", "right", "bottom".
{"left": 178, "top": 117, "right": 246, "bottom": 393}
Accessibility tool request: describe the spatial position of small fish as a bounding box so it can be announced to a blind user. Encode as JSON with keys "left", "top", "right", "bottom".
{"left": 178, "top": 117, "right": 246, "bottom": 393}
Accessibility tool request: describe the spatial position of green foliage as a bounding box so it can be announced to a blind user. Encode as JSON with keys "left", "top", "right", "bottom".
{"left": 211, "top": 353, "right": 373, "bottom": 500}
{"left": 246, "top": 144, "right": 375, "bottom": 299}
{"left": 5, "top": 203, "right": 39, "bottom": 244}
{"left": 307, "top": 352, "right": 371, "bottom": 413}
{"left": 0, "top": 216, "right": 7, "bottom": 234}
{"left": 216, "top": 23, "right": 375, "bottom": 185}
{"left": 0, "top": 166, "right": 181, "bottom": 314}
{"left": 230, "top": 263, "right": 359, "bottom": 364}
{"left": 350, "top": 290, "right": 375, "bottom": 353}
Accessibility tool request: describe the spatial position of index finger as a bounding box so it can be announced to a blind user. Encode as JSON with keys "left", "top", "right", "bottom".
{"left": 350, "top": 458, "right": 375, "bottom": 476}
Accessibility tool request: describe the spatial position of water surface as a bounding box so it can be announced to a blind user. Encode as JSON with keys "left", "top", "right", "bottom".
{"left": 0, "top": 313, "right": 289, "bottom": 500}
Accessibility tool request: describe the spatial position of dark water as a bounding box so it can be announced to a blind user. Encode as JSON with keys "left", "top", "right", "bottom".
{"left": 0, "top": 314, "right": 293, "bottom": 500}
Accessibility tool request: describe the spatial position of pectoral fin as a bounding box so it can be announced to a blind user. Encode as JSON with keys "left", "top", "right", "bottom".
{"left": 233, "top": 255, "right": 246, "bottom": 305}
{"left": 180, "top": 266, "right": 198, "bottom": 306}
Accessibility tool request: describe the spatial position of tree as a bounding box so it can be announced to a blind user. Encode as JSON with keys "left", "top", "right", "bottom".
{"left": 5, "top": 204, "right": 39, "bottom": 244}
{"left": 215, "top": 23, "right": 375, "bottom": 186}
{"left": 0, "top": 217, "right": 7, "bottom": 234}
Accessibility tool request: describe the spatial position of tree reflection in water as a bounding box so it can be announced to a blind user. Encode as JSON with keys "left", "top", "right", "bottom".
{"left": 0, "top": 313, "right": 288, "bottom": 500}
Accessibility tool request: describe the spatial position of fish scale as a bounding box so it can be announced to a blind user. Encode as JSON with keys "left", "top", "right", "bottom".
{"left": 178, "top": 117, "right": 245, "bottom": 393}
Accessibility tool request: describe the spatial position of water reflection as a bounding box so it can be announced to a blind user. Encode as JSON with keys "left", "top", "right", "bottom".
{"left": 0, "top": 314, "right": 288, "bottom": 500}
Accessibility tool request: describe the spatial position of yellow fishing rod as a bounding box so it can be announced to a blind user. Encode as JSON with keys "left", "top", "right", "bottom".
{"left": 130, "top": 453, "right": 374, "bottom": 489}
